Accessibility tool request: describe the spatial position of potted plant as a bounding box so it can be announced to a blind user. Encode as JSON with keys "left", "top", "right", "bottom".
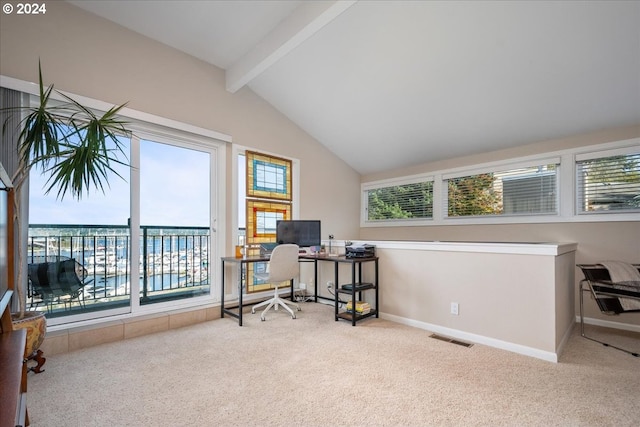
{"left": 1, "top": 62, "right": 130, "bottom": 367}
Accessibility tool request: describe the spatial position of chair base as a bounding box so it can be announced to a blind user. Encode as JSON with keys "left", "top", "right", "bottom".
{"left": 579, "top": 279, "right": 639, "bottom": 358}
{"left": 251, "top": 289, "right": 301, "bottom": 321}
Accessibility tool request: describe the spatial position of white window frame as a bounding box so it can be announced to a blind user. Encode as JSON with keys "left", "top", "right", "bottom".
{"left": 361, "top": 137, "right": 640, "bottom": 227}
{"left": 362, "top": 174, "right": 435, "bottom": 227}
{"left": 230, "top": 145, "right": 300, "bottom": 303}
{"left": 442, "top": 157, "right": 561, "bottom": 220}
{"left": 575, "top": 145, "right": 640, "bottom": 216}
{"left": 1, "top": 75, "right": 230, "bottom": 326}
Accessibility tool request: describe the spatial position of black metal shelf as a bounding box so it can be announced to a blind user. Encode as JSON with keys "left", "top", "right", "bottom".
{"left": 337, "top": 282, "right": 375, "bottom": 293}
{"left": 337, "top": 309, "right": 378, "bottom": 322}
{"left": 331, "top": 257, "right": 379, "bottom": 326}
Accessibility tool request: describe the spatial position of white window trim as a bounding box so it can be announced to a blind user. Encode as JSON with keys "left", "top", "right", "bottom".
{"left": 574, "top": 145, "right": 640, "bottom": 217}
{"left": 2, "top": 74, "right": 230, "bottom": 324}
{"left": 441, "top": 156, "right": 561, "bottom": 181}
{"left": 362, "top": 137, "right": 640, "bottom": 227}
{"left": 232, "top": 144, "right": 301, "bottom": 225}
{"left": 575, "top": 145, "right": 639, "bottom": 162}
{"left": 0, "top": 75, "right": 231, "bottom": 143}
{"left": 362, "top": 173, "right": 435, "bottom": 226}
{"left": 443, "top": 158, "right": 560, "bottom": 220}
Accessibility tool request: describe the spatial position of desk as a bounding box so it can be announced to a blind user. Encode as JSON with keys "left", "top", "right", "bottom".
{"left": 221, "top": 254, "right": 379, "bottom": 326}
{"left": 220, "top": 255, "right": 295, "bottom": 326}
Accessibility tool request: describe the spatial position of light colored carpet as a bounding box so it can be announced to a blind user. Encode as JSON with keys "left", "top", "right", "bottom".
{"left": 27, "top": 302, "right": 640, "bottom": 426}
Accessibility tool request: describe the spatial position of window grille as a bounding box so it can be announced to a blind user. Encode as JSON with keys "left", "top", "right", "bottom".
{"left": 576, "top": 153, "right": 640, "bottom": 213}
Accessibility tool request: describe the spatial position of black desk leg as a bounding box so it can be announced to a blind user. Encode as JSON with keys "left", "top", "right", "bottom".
{"left": 334, "top": 262, "right": 339, "bottom": 321}
{"left": 238, "top": 262, "right": 243, "bottom": 326}
{"left": 314, "top": 259, "right": 318, "bottom": 303}
{"left": 220, "top": 259, "right": 225, "bottom": 319}
{"left": 351, "top": 262, "right": 357, "bottom": 326}
{"left": 375, "top": 259, "right": 379, "bottom": 318}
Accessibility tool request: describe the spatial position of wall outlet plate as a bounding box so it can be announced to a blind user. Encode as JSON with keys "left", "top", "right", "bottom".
{"left": 451, "top": 302, "right": 459, "bottom": 315}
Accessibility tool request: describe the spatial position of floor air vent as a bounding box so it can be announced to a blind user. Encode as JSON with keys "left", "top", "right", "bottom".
{"left": 429, "top": 334, "right": 473, "bottom": 348}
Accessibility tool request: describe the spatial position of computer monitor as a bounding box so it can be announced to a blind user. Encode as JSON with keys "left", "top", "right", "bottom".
{"left": 275, "top": 220, "right": 321, "bottom": 247}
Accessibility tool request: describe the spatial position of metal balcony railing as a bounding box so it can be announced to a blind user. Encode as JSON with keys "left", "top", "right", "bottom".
{"left": 27, "top": 224, "right": 210, "bottom": 317}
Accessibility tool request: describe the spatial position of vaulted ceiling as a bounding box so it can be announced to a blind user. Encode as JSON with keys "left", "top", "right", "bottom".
{"left": 68, "top": 1, "right": 640, "bottom": 175}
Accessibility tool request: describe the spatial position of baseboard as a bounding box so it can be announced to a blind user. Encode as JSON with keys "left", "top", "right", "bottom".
{"left": 380, "top": 311, "right": 560, "bottom": 363}
{"left": 577, "top": 315, "right": 640, "bottom": 333}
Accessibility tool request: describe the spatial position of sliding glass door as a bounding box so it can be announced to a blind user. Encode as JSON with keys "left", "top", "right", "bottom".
{"left": 28, "top": 135, "right": 133, "bottom": 321}
{"left": 138, "top": 138, "right": 212, "bottom": 306}
{"left": 29, "top": 130, "right": 218, "bottom": 324}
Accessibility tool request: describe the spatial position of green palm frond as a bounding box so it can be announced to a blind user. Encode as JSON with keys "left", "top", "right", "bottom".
{"left": 1, "top": 60, "right": 131, "bottom": 201}
{"left": 0, "top": 60, "right": 132, "bottom": 316}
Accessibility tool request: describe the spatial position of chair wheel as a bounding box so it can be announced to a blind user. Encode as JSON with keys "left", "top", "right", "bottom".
{"left": 261, "top": 317, "right": 265, "bottom": 321}
{"left": 297, "top": 307, "right": 301, "bottom": 311}
{"left": 292, "top": 314, "right": 296, "bottom": 319}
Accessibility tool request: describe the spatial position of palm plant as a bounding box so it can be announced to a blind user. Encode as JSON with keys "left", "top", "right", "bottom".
{"left": 2, "top": 62, "right": 130, "bottom": 317}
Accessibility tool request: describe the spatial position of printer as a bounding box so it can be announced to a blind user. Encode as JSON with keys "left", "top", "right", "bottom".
{"left": 345, "top": 243, "right": 376, "bottom": 258}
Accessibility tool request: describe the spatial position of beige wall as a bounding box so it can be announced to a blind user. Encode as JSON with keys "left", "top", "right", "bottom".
{"left": 373, "top": 245, "right": 574, "bottom": 360}
{"left": 360, "top": 128, "right": 640, "bottom": 328}
{"left": 361, "top": 125, "right": 640, "bottom": 183}
{"left": 0, "top": 1, "right": 362, "bottom": 249}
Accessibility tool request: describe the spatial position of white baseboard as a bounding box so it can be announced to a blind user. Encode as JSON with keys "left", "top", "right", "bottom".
{"left": 380, "top": 311, "right": 560, "bottom": 363}
{"left": 577, "top": 315, "right": 640, "bottom": 333}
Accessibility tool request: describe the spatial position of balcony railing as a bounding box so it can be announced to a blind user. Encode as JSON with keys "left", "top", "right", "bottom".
{"left": 27, "top": 224, "right": 210, "bottom": 318}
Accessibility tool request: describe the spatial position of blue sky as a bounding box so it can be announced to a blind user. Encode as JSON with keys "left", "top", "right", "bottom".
{"left": 29, "top": 140, "right": 210, "bottom": 227}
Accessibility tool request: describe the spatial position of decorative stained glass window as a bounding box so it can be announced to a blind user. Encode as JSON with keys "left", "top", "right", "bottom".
{"left": 246, "top": 151, "right": 292, "bottom": 201}
{"left": 246, "top": 200, "right": 290, "bottom": 241}
{"left": 244, "top": 151, "right": 293, "bottom": 293}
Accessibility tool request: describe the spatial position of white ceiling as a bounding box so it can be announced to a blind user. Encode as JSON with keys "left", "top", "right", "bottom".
{"left": 68, "top": 0, "right": 640, "bottom": 175}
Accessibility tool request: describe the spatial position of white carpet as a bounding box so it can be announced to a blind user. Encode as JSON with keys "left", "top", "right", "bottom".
{"left": 27, "top": 302, "right": 640, "bottom": 426}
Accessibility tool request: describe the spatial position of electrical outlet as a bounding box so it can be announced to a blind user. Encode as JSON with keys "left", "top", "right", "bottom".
{"left": 451, "top": 302, "right": 459, "bottom": 315}
{"left": 327, "top": 281, "right": 334, "bottom": 290}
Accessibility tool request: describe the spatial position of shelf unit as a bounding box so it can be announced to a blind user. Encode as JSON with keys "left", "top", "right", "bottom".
{"left": 332, "top": 256, "right": 379, "bottom": 326}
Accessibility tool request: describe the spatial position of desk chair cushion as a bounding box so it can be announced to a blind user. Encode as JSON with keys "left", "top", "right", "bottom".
{"left": 261, "top": 244, "right": 300, "bottom": 283}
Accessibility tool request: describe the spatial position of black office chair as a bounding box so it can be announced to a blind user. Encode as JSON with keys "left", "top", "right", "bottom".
{"left": 28, "top": 257, "right": 92, "bottom": 312}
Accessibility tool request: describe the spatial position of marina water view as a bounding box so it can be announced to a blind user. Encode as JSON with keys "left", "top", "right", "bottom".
{"left": 27, "top": 225, "right": 211, "bottom": 317}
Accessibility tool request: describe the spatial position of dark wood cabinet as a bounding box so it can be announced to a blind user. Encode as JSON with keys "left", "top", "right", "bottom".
{"left": 1, "top": 291, "right": 29, "bottom": 427}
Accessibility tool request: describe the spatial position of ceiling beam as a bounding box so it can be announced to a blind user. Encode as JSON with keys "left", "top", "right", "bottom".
{"left": 225, "top": 0, "right": 357, "bottom": 93}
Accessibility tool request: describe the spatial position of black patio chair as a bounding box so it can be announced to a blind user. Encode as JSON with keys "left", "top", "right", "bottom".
{"left": 27, "top": 257, "right": 93, "bottom": 312}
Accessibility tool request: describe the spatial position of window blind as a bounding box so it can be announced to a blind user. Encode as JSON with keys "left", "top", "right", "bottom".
{"left": 576, "top": 153, "right": 640, "bottom": 213}
{"left": 366, "top": 181, "right": 433, "bottom": 221}
{"left": 445, "top": 164, "right": 559, "bottom": 218}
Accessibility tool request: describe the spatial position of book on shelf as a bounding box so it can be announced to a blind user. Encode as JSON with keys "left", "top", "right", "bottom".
{"left": 345, "top": 301, "right": 370, "bottom": 314}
